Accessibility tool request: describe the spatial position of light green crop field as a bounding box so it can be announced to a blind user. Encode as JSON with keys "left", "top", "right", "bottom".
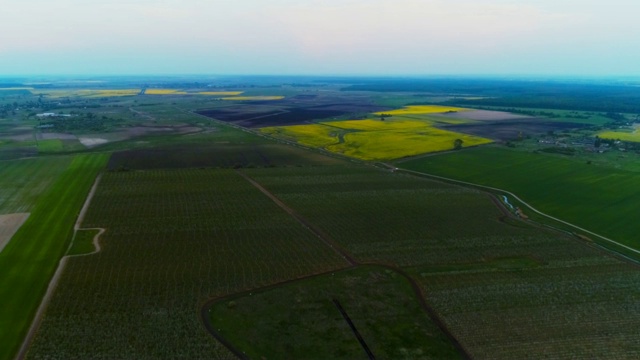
{"left": 244, "top": 165, "right": 640, "bottom": 359}
{"left": 0, "top": 153, "right": 109, "bottom": 360}
{"left": 399, "top": 145, "right": 640, "bottom": 252}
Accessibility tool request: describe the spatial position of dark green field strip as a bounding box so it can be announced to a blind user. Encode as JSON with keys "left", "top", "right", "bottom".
{"left": 0, "top": 157, "right": 72, "bottom": 213}
{"left": 415, "top": 259, "right": 640, "bottom": 358}
{"left": 26, "top": 169, "right": 348, "bottom": 359}
{"left": 208, "top": 266, "right": 463, "bottom": 359}
{"left": 398, "top": 146, "right": 640, "bottom": 250}
{"left": 0, "top": 153, "right": 109, "bottom": 360}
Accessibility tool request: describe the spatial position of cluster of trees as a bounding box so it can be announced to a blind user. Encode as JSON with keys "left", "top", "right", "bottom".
{"left": 39, "top": 112, "right": 122, "bottom": 132}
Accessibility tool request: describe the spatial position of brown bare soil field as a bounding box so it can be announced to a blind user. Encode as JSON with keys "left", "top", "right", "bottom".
{"left": 0, "top": 213, "right": 30, "bottom": 253}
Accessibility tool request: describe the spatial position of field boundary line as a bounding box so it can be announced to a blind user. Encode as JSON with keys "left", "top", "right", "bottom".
{"left": 332, "top": 298, "right": 376, "bottom": 359}
{"left": 16, "top": 174, "right": 104, "bottom": 360}
{"left": 66, "top": 228, "right": 106, "bottom": 257}
{"left": 200, "top": 267, "right": 350, "bottom": 360}
{"left": 389, "top": 164, "right": 640, "bottom": 257}
{"left": 201, "top": 264, "right": 470, "bottom": 360}
{"left": 235, "top": 170, "right": 358, "bottom": 266}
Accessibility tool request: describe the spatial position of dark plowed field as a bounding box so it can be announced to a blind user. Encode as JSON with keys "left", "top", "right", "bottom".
{"left": 441, "top": 120, "right": 588, "bottom": 141}
{"left": 198, "top": 107, "right": 349, "bottom": 127}
{"left": 197, "top": 97, "right": 389, "bottom": 128}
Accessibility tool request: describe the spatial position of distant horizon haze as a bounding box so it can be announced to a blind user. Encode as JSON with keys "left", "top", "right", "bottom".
{"left": 1, "top": 0, "right": 639, "bottom": 76}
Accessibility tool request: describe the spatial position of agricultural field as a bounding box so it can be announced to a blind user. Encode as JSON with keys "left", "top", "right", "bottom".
{"left": 244, "top": 165, "right": 640, "bottom": 358}
{"left": 25, "top": 169, "right": 349, "bottom": 359}
{"left": 0, "top": 157, "right": 73, "bottom": 213}
{"left": 261, "top": 107, "right": 493, "bottom": 160}
{"left": 0, "top": 153, "right": 108, "bottom": 360}
{"left": 198, "top": 91, "right": 244, "bottom": 96}
{"left": 398, "top": 145, "right": 640, "bottom": 252}
{"left": 208, "top": 265, "right": 462, "bottom": 359}
{"left": 221, "top": 96, "right": 285, "bottom": 101}
{"left": 598, "top": 129, "right": 640, "bottom": 142}
{"left": 6, "top": 76, "right": 640, "bottom": 359}
{"left": 31, "top": 89, "right": 141, "bottom": 98}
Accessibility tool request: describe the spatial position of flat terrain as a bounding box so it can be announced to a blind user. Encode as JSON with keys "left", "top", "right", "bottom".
{"left": 0, "top": 213, "right": 29, "bottom": 253}
{"left": 0, "top": 157, "right": 73, "bottom": 213}
{"left": 26, "top": 168, "right": 349, "bottom": 359}
{"left": 399, "top": 145, "right": 640, "bottom": 252}
{"left": 261, "top": 106, "right": 495, "bottom": 160}
{"left": 0, "top": 153, "right": 108, "bottom": 360}
{"left": 208, "top": 265, "right": 462, "bottom": 359}
{"left": 4, "top": 77, "right": 640, "bottom": 359}
{"left": 243, "top": 165, "right": 640, "bottom": 358}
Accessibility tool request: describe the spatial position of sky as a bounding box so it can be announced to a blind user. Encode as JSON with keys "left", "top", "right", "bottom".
{"left": 1, "top": 0, "right": 639, "bottom": 76}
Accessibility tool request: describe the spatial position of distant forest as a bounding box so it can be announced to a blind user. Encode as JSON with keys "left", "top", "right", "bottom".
{"left": 339, "top": 78, "right": 640, "bottom": 114}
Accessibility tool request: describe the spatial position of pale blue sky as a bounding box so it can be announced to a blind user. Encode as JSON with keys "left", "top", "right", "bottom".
{"left": 1, "top": 0, "right": 638, "bottom": 76}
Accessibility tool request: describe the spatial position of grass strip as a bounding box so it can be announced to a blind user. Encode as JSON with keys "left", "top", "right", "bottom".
{"left": 0, "top": 153, "right": 109, "bottom": 360}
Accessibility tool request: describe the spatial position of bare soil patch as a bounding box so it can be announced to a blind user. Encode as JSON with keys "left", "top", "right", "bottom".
{"left": 440, "top": 120, "right": 588, "bottom": 141}
{"left": 0, "top": 213, "right": 30, "bottom": 253}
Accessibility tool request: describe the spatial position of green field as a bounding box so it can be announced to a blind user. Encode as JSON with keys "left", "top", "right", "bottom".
{"left": 0, "top": 157, "right": 73, "bottom": 213}
{"left": 0, "top": 153, "right": 108, "bottom": 360}
{"left": 6, "top": 78, "right": 640, "bottom": 358}
{"left": 398, "top": 146, "right": 640, "bottom": 252}
{"left": 209, "top": 265, "right": 462, "bottom": 359}
{"left": 243, "top": 165, "right": 640, "bottom": 358}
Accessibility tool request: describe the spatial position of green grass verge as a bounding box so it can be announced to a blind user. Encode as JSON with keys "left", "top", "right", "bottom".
{"left": 0, "top": 157, "right": 73, "bottom": 214}
{"left": 0, "top": 153, "right": 109, "bottom": 360}
{"left": 208, "top": 265, "right": 462, "bottom": 359}
{"left": 67, "top": 229, "right": 100, "bottom": 256}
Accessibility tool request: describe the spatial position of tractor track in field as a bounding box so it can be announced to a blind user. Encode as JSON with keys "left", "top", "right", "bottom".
{"left": 235, "top": 169, "right": 357, "bottom": 266}
{"left": 201, "top": 171, "right": 471, "bottom": 359}
{"left": 16, "top": 175, "right": 105, "bottom": 360}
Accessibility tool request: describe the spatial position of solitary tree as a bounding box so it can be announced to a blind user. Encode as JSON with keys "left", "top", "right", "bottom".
{"left": 454, "top": 138, "right": 463, "bottom": 150}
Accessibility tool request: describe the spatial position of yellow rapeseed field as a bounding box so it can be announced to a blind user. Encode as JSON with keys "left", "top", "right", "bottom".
{"left": 598, "top": 130, "right": 640, "bottom": 142}
{"left": 374, "top": 105, "right": 470, "bottom": 116}
{"left": 198, "top": 91, "right": 244, "bottom": 96}
{"left": 144, "top": 89, "right": 187, "bottom": 95}
{"left": 221, "top": 96, "right": 285, "bottom": 101}
{"left": 260, "top": 124, "right": 339, "bottom": 148}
